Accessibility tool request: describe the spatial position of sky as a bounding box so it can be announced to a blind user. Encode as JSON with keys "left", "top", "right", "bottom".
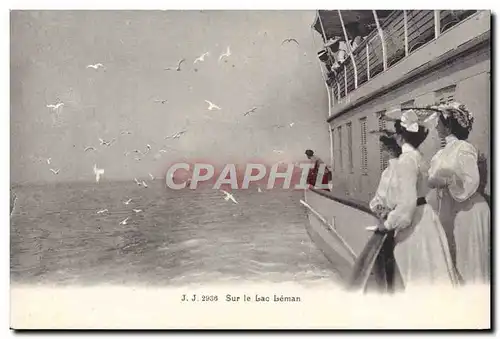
{"left": 10, "top": 10, "right": 330, "bottom": 184}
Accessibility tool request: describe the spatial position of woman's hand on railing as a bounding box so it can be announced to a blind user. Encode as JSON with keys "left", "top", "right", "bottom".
{"left": 372, "top": 204, "right": 391, "bottom": 220}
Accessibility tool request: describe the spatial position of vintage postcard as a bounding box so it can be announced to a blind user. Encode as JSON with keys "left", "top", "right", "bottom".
{"left": 10, "top": 8, "right": 491, "bottom": 330}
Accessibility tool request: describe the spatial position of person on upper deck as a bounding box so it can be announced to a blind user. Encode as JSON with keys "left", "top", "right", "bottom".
{"left": 305, "top": 149, "right": 331, "bottom": 191}
{"left": 351, "top": 36, "right": 363, "bottom": 51}
{"left": 336, "top": 41, "right": 348, "bottom": 64}
{"left": 426, "top": 101, "right": 490, "bottom": 284}
{"left": 370, "top": 110, "right": 458, "bottom": 289}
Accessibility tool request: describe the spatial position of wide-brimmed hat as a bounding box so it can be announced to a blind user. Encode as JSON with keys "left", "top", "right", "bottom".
{"left": 434, "top": 101, "right": 474, "bottom": 132}
{"left": 382, "top": 106, "right": 440, "bottom": 132}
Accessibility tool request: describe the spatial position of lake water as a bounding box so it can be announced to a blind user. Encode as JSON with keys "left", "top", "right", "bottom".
{"left": 10, "top": 181, "right": 339, "bottom": 286}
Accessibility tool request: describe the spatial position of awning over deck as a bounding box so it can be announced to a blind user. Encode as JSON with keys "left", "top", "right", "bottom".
{"left": 313, "top": 10, "right": 393, "bottom": 41}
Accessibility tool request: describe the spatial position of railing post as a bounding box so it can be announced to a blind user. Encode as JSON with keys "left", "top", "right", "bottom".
{"left": 372, "top": 10, "right": 387, "bottom": 71}
{"left": 337, "top": 10, "right": 358, "bottom": 89}
{"left": 316, "top": 10, "right": 328, "bottom": 43}
{"left": 366, "top": 42, "right": 370, "bottom": 80}
{"left": 434, "top": 10, "right": 441, "bottom": 38}
{"left": 403, "top": 10, "right": 409, "bottom": 56}
{"left": 311, "top": 18, "right": 335, "bottom": 170}
{"left": 336, "top": 80, "right": 341, "bottom": 102}
{"left": 311, "top": 29, "right": 334, "bottom": 110}
{"left": 317, "top": 10, "right": 337, "bottom": 69}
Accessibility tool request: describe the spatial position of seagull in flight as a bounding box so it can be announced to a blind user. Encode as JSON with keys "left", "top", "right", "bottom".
{"left": 119, "top": 217, "right": 130, "bottom": 225}
{"left": 289, "top": 122, "right": 295, "bottom": 127}
{"left": 123, "top": 198, "right": 132, "bottom": 205}
{"left": 99, "top": 138, "right": 116, "bottom": 147}
{"left": 46, "top": 158, "right": 52, "bottom": 165}
{"left": 173, "top": 130, "right": 187, "bottom": 139}
{"left": 194, "top": 52, "right": 210, "bottom": 64}
{"left": 154, "top": 99, "right": 168, "bottom": 104}
{"left": 145, "top": 144, "right": 152, "bottom": 153}
{"left": 149, "top": 173, "right": 155, "bottom": 180}
{"left": 134, "top": 178, "right": 142, "bottom": 186}
{"left": 84, "top": 146, "right": 96, "bottom": 152}
{"left": 142, "top": 181, "right": 148, "bottom": 188}
{"left": 165, "top": 130, "right": 187, "bottom": 140}
{"left": 220, "top": 190, "right": 238, "bottom": 204}
{"left": 218, "top": 47, "right": 231, "bottom": 62}
{"left": 165, "top": 58, "right": 185, "bottom": 71}
{"left": 47, "top": 103, "right": 64, "bottom": 110}
{"left": 133, "top": 209, "right": 142, "bottom": 213}
{"left": 205, "top": 100, "right": 221, "bottom": 110}
{"left": 243, "top": 107, "right": 258, "bottom": 116}
{"left": 96, "top": 209, "right": 108, "bottom": 214}
{"left": 93, "top": 164, "right": 104, "bottom": 183}
{"left": 49, "top": 168, "right": 60, "bottom": 175}
{"left": 281, "top": 38, "right": 299, "bottom": 46}
{"left": 159, "top": 149, "right": 168, "bottom": 153}
{"left": 121, "top": 131, "right": 132, "bottom": 135}
{"left": 87, "top": 63, "right": 105, "bottom": 70}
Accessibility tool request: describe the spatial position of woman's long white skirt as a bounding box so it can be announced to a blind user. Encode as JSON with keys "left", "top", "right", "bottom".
{"left": 393, "top": 204, "right": 459, "bottom": 289}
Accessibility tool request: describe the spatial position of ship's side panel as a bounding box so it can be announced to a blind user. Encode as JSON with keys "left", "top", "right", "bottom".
{"left": 329, "top": 43, "right": 490, "bottom": 203}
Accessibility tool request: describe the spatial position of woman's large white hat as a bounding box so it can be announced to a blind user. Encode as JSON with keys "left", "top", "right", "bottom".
{"left": 383, "top": 106, "right": 440, "bottom": 131}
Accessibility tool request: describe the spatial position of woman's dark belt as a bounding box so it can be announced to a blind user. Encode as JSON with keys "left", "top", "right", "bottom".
{"left": 417, "top": 197, "right": 426, "bottom": 206}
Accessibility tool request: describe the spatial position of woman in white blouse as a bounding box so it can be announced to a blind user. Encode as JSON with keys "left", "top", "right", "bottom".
{"left": 367, "top": 132, "right": 402, "bottom": 292}
{"left": 369, "top": 132, "right": 401, "bottom": 220}
{"left": 370, "top": 111, "right": 458, "bottom": 289}
{"left": 427, "top": 102, "right": 490, "bottom": 284}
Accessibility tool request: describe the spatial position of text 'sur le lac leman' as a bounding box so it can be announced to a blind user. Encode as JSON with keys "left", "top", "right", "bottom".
{"left": 181, "top": 294, "right": 302, "bottom": 303}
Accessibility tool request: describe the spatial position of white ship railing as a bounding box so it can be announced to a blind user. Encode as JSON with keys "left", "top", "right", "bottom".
{"left": 314, "top": 10, "right": 478, "bottom": 107}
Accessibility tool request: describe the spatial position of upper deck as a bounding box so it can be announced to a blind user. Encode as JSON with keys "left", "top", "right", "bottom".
{"left": 313, "top": 10, "right": 490, "bottom": 120}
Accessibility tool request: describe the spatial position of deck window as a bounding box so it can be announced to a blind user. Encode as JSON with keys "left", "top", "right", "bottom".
{"left": 435, "top": 85, "right": 456, "bottom": 104}
{"left": 331, "top": 127, "right": 336, "bottom": 172}
{"left": 337, "top": 126, "right": 343, "bottom": 172}
{"left": 347, "top": 122, "right": 353, "bottom": 173}
{"left": 377, "top": 111, "right": 388, "bottom": 171}
{"left": 360, "top": 117, "right": 368, "bottom": 175}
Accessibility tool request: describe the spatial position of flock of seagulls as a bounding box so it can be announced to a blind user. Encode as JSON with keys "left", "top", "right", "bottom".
{"left": 95, "top": 195, "right": 147, "bottom": 226}
{"left": 35, "top": 33, "right": 305, "bottom": 228}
